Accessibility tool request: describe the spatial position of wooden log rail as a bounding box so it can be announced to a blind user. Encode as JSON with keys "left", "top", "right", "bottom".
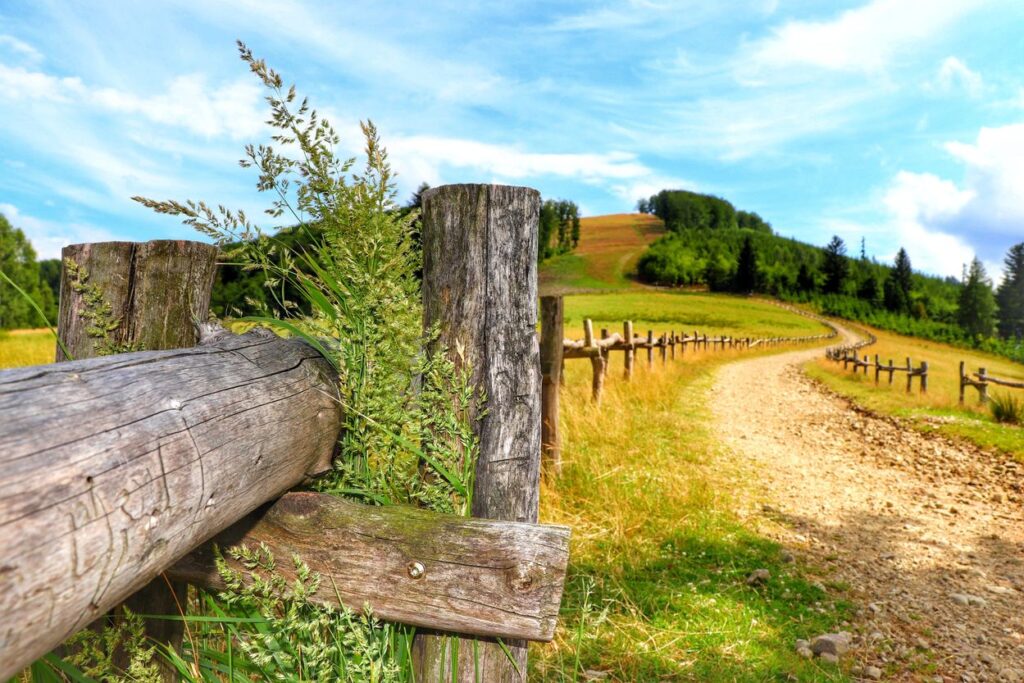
{"left": 959, "top": 362, "right": 1024, "bottom": 404}
{"left": 0, "top": 328, "right": 572, "bottom": 679}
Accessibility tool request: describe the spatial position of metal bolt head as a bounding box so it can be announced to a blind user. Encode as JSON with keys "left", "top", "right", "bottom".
{"left": 407, "top": 561, "right": 425, "bottom": 579}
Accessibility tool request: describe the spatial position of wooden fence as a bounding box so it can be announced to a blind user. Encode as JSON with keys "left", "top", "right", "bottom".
{"left": 539, "top": 296, "right": 838, "bottom": 471}
{"left": 959, "top": 362, "right": 1024, "bottom": 404}
{"left": 826, "top": 348, "right": 929, "bottom": 393}
{"left": 0, "top": 184, "right": 570, "bottom": 682}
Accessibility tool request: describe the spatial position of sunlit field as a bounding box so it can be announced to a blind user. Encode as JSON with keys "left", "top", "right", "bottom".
{"left": 535, "top": 324, "right": 852, "bottom": 680}
{"left": 563, "top": 291, "right": 829, "bottom": 341}
{"left": 807, "top": 323, "right": 1024, "bottom": 460}
{"left": 540, "top": 213, "right": 665, "bottom": 294}
{"left": 0, "top": 329, "right": 54, "bottom": 369}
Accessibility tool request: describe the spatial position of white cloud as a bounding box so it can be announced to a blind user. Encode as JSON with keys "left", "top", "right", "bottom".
{"left": 390, "top": 134, "right": 651, "bottom": 182}
{"left": 0, "top": 35, "right": 43, "bottom": 63}
{"left": 880, "top": 171, "right": 976, "bottom": 277}
{"left": 929, "top": 56, "right": 983, "bottom": 97}
{"left": 742, "top": 0, "right": 982, "bottom": 76}
{"left": 0, "top": 63, "right": 264, "bottom": 139}
{"left": 0, "top": 203, "right": 118, "bottom": 260}
{"left": 943, "top": 123, "right": 1024, "bottom": 231}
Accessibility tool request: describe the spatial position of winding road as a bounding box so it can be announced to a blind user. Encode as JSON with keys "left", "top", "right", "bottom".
{"left": 712, "top": 325, "right": 1024, "bottom": 681}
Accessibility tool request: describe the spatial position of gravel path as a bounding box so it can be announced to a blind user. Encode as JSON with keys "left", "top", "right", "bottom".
{"left": 712, "top": 326, "right": 1024, "bottom": 681}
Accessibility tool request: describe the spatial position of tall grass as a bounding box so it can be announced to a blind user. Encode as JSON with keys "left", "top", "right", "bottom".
{"left": 534, "top": 314, "right": 852, "bottom": 681}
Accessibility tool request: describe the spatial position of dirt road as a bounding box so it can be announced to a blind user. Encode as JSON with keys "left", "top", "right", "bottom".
{"left": 712, "top": 328, "right": 1024, "bottom": 681}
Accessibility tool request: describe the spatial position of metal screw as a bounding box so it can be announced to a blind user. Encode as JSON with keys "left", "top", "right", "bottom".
{"left": 407, "top": 561, "right": 425, "bottom": 579}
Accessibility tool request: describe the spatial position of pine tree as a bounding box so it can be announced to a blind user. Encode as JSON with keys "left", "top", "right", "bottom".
{"left": 996, "top": 243, "right": 1024, "bottom": 339}
{"left": 734, "top": 235, "right": 758, "bottom": 293}
{"left": 857, "top": 274, "right": 881, "bottom": 305}
{"left": 883, "top": 248, "right": 914, "bottom": 314}
{"left": 821, "top": 235, "right": 848, "bottom": 294}
{"left": 958, "top": 258, "right": 996, "bottom": 338}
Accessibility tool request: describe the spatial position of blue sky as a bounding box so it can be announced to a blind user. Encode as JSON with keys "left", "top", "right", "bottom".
{"left": 1, "top": 0, "right": 1022, "bottom": 279}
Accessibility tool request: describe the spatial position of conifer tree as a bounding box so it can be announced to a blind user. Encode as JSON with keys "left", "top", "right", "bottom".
{"left": 958, "top": 257, "right": 996, "bottom": 338}
{"left": 734, "top": 235, "right": 758, "bottom": 293}
{"left": 996, "top": 243, "right": 1024, "bottom": 339}
{"left": 821, "top": 235, "right": 848, "bottom": 294}
{"left": 884, "top": 248, "right": 914, "bottom": 314}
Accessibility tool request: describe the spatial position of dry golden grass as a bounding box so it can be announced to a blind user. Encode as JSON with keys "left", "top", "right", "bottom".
{"left": 0, "top": 329, "right": 55, "bottom": 369}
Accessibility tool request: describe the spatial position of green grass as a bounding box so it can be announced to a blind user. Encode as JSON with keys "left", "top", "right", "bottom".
{"left": 807, "top": 323, "right": 1024, "bottom": 461}
{"left": 563, "top": 292, "right": 829, "bottom": 340}
{"left": 535, "top": 341, "right": 852, "bottom": 680}
{"left": 0, "top": 329, "right": 55, "bottom": 369}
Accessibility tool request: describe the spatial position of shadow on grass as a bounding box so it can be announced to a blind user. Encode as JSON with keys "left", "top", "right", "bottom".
{"left": 537, "top": 517, "right": 854, "bottom": 682}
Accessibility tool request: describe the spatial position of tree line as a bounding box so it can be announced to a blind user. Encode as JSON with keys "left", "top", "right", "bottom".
{"left": 0, "top": 213, "right": 59, "bottom": 330}
{"left": 635, "top": 190, "right": 1024, "bottom": 361}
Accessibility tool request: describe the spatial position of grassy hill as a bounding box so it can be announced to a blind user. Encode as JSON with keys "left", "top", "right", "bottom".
{"left": 540, "top": 213, "right": 664, "bottom": 294}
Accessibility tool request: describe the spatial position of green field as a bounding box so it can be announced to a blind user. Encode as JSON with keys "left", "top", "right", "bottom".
{"left": 0, "top": 329, "right": 54, "bottom": 369}
{"left": 563, "top": 291, "right": 828, "bottom": 340}
{"left": 540, "top": 213, "right": 664, "bottom": 294}
{"left": 807, "top": 323, "right": 1024, "bottom": 460}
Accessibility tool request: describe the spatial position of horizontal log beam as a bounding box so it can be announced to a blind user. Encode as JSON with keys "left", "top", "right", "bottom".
{"left": 975, "top": 373, "right": 1024, "bottom": 389}
{"left": 0, "top": 329, "right": 343, "bottom": 679}
{"left": 170, "top": 492, "right": 570, "bottom": 642}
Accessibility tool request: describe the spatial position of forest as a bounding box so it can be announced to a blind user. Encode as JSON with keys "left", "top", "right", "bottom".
{"left": 636, "top": 189, "right": 1024, "bottom": 362}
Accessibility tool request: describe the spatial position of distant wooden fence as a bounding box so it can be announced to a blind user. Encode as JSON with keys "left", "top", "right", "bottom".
{"left": 0, "top": 184, "right": 570, "bottom": 682}
{"left": 959, "top": 362, "right": 1024, "bottom": 404}
{"left": 826, "top": 348, "right": 929, "bottom": 393}
{"left": 539, "top": 295, "right": 838, "bottom": 471}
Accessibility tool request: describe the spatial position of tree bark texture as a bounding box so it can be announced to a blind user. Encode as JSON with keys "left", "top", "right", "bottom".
{"left": 415, "top": 183, "right": 543, "bottom": 682}
{"left": 55, "top": 239, "right": 218, "bottom": 677}
{"left": 56, "top": 241, "right": 218, "bottom": 361}
{"left": 540, "top": 296, "right": 563, "bottom": 473}
{"left": 0, "top": 331, "right": 342, "bottom": 679}
{"left": 171, "top": 492, "right": 569, "bottom": 641}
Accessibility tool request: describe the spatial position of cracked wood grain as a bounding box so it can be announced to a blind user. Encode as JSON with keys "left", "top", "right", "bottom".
{"left": 169, "top": 492, "right": 570, "bottom": 642}
{"left": 0, "top": 331, "right": 342, "bottom": 679}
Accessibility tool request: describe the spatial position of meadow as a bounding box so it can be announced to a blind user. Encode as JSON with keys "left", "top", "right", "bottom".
{"left": 807, "top": 323, "right": 1024, "bottom": 460}
{"left": 540, "top": 213, "right": 664, "bottom": 294}
{"left": 0, "top": 329, "right": 55, "bottom": 369}
{"left": 535, "top": 296, "right": 853, "bottom": 680}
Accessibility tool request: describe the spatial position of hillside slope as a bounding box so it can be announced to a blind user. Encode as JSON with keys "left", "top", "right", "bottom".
{"left": 539, "top": 213, "right": 664, "bottom": 295}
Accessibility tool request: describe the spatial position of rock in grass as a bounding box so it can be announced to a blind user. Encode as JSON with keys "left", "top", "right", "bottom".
{"left": 810, "top": 632, "right": 852, "bottom": 657}
{"left": 864, "top": 665, "right": 883, "bottom": 679}
{"left": 746, "top": 568, "right": 771, "bottom": 586}
{"left": 819, "top": 652, "right": 839, "bottom": 664}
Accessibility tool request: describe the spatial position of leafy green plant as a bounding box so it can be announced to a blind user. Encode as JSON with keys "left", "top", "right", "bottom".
{"left": 27, "top": 42, "right": 483, "bottom": 682}
{"left": 990, "top": 393, "right": 1023, "bottom": 425}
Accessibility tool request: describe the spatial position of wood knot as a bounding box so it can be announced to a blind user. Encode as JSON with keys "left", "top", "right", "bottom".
{"left": 506, "top": 564, "right": 540, "bottom": 593}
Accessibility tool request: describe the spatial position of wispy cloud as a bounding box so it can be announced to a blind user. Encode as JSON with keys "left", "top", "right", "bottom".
{"left": 739, "top": 0, "right": 983, "bottom": 78}
{"left": 927, "top": 56, "right": 983, "bottom": 98}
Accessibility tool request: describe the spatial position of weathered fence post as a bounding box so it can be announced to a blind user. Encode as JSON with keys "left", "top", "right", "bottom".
{"left": 660, "top": 333, "right": 667, "bottom": 365}
{"left": 416, "top": 183, "right": 542, "bottom": 682}
{"left": 647, "top": 330, "right": 654, "bottom": 368}
{"left": 920, "top": 361, "right": 928, "bottom": 393}
{"left": 906, "top": 357, "right": 913, "bottom": 393}
{"left": 978, "top": 367, "right": 989, "bottom": 404}
{"left": 888, "top": 358, "right": 895, "bottom": 385}
{"left": 624, "top": 320, "right": 634, "bottom": 380}
{"left": 670, "top": 330, "right": 676, "bottom": 360}
{"left": 601, "top": 328, "right": 610, "bottom": 379}
{"left": 57, "top": 240, "right": 217, "bottom": 678}
{"left": 540, "top": 296, "right": 563, "bottom": 473}
{"left": 874, "top": 354, "right": 880, "bottom": 385}
{"left": 959, "top": 360, "right": 967, "bottom": 404}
